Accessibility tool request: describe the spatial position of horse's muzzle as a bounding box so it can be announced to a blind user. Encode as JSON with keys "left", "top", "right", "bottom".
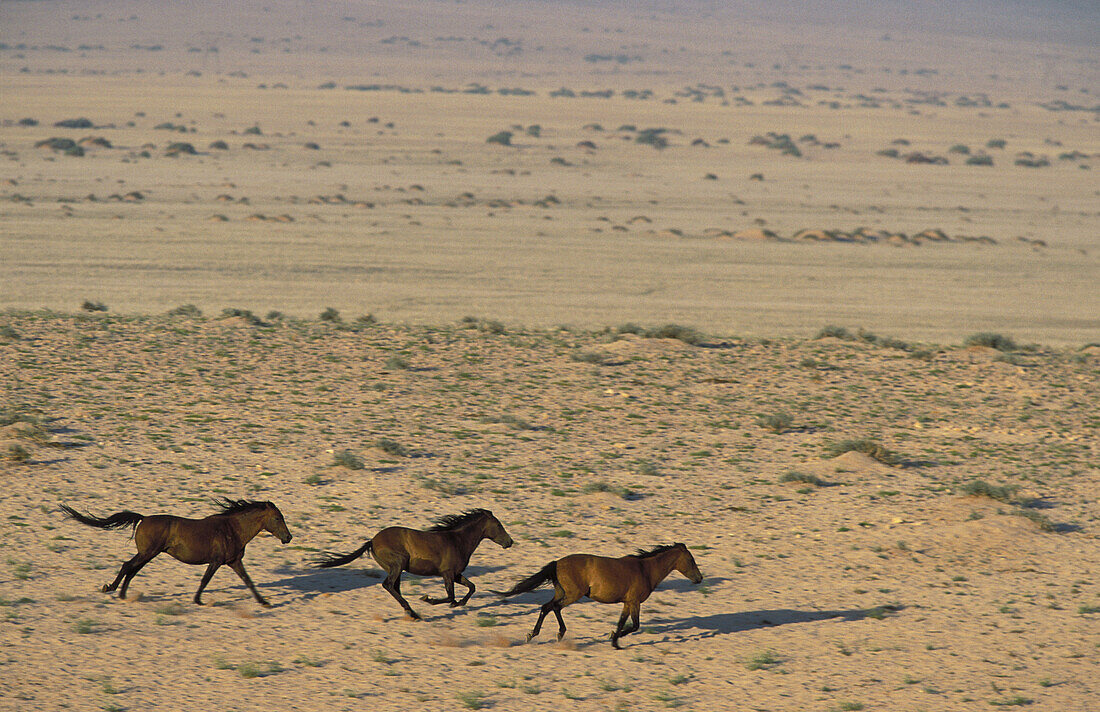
{"left": 281, "top": 533, "right": 293, "bottom": 544}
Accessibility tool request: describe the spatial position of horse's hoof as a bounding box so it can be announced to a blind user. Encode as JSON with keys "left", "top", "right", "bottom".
{"left": 525, "top": 633, "right": 535, "bottom": 643}
{"left": 101, "top": 584, "right": 110, "bottom": 593}
{"left": 258, "top": 600, "right": 271, "bottom": 608}
{"left": 419, "top": 594, "right": 429, "bottom": 602}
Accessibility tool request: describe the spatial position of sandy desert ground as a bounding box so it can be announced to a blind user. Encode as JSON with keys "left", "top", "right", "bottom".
{"left": 1, "top": 1, "right": 1099, "bottom": 711}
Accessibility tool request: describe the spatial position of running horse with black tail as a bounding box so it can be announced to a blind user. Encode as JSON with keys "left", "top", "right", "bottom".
{"left": 60, "top": 499, "right": 292, "bottom": 607}
{"left": 495, "top": 542, "right": 703, "bottom": 648}
{"left": 313, "top": 508, "right": 513, "bottom": 620}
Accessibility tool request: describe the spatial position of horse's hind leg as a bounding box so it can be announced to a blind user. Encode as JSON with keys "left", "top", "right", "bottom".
{"left": 618, "top": 602, "right": 642, "bottom": 639}
{"left": 527, "top": 597, "right": 565, "bottom": 642}
{"left": 420, "top": 573, "right": 457, "bottom": 605}
{"left": 228, "top": 560, "right": 270, "bottom": 607}
{"left": 106, "top": 552, "right": 156, "bottom": 599}
{"left": 382, "top": 571, "right": 421, "bottom": 620}
{"left": 193, "top": 563, "right": 221, "bottom": 605}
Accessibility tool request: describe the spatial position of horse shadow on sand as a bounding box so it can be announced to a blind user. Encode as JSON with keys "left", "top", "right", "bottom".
{"left": 267, "top": 563, "right": 511, "bottom": 605}
{"left": 648, "top": 605, "right": 905, "bottom": 642}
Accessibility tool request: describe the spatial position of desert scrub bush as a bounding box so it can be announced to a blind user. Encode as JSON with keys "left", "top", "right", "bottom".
{"left": 374, "top": 438, "right": 408, "bottom": 457}
{"left": 571, "top": 351, "right": 608, "bottom": 365}
{"left": 643, "top": 324, "right": 704, "bottom": 345}
{"left": 958, "top": 479, "right": 1020, "bottom": 502}
{"left": 417, "top": 476, "right": 468, "bottom": 496}
{"left": 636, "top": 460, "right": 661, "bottom": 476}
{"left": 779, "top": 471, "right": 831, "bottom": 487}
{"left": 757, "top": 412, "right": 793, "bottom": 433}
{"left": 165, "top": 141, "right": 197, "bottom": 156}
{"left": 963, "top": 332, "right": 1017, "bottom": 351}
{"left": 166, "top": 303, "right": 201, "bottom": 317}
{"left": 456, "top": 691, "right": 488, "bottom": 709}
{"left": 81, "top": 300, "right": 108, "bottom": 312}
{"left": 0, "top": 325, "right": 19, "bottom": 341}
{"left": 461, "top": 316, "right": 506, "bottom": 334}
{"left": 745, "top": 650, "right": 781, "bottom": 670}
{"left": 383, "top": 355, "right": 409, "bottom": 370}
{"left": 71, "top": 617, "right": 99, "bottom": 634}
{"left": 966, "top": 154, "right": 994, "bottom": 166}
{"left": 332, "top": 450, "right": 364, "bottom": 470}
{"left": 947, "top": 144, "right": 970, "bottom": 154}
{"left": 826, "top": 439, "right": 901, "bottom": 466}
{"left": 237, "top": 661, "right": 282, "bottom": 678}
{"left": 986, "top": 138, "right": 1007, "bottom": 149}
{"left": 55, "top": 118, "right": 94, "bottom": 129}
{"left": 486, "top": 131, "right": 513, "bottom": 146}
{"left": 815, "top": 324, "right": 852, "bottom": 340}
{"left": 582, "top": 481, "right": 637, "bottom": 499}
{"left": 220, "top": 308, "right": 265, "bottom": 326}
{"left": 243, "top": 125, "right": 263, "bottom": 135}
{"left": 1015, "top": 509, "right": 1056, "bottom": 532}
{"left": 636, "top": 128, "right": 669, "bottom": 149}
{"left": 6, "top": 443, "right": 31, "bottom": 463}
{"left": 319, "top": 307, "right": 342, "bottom": 322}
{"left": 208, "top": 140, "right": 229, "bottom": 150}
{"left": 876, "top": 148, "right": 899, "bottom": 158}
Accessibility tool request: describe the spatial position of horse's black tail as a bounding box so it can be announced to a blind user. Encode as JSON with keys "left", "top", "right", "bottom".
{"left": 60, "top": 504, "right": 144, "bottom": 531}
{"left": 312, "top": 541, "right": 372, "bottom": 568}
{"left": 492, "top": 561, "right": 557, "bottom": 596}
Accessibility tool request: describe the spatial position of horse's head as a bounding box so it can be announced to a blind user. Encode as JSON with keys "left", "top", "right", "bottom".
{"left": 674, "top": 543, "right": 703, "bottom": 584}
{"left": 263, "top": 503, "right": 293, "bottom": 544}
{"left": 483, "top": 511, "right": 514, "bottom": 549}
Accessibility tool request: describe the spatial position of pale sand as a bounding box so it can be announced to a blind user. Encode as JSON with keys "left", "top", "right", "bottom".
{"left": 1, "top": 2, "right": 1098, "bottom": 710}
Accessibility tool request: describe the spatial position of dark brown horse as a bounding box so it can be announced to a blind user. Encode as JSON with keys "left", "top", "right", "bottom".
{"left": 313, "top": 508, "right": 513, "bottom": 620}
{"left": 60, "top": 499, "right": 292, "bottom": 607}
{"left": 495, "top": 543, "right": 703, "bottom": 648}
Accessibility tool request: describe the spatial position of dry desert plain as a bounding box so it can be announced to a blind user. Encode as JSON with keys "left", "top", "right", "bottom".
{"left": 1, "top": 1, "right": 1100, "bottom": 711}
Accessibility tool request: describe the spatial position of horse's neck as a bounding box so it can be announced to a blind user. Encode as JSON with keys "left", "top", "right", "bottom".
{"left": 452, "top": 521, "right": 488, "bottom": 558}
{"left": 231, "top": 511, "right": 266, "bottom": 543}
{"left": 640, "top": 551, "right": 680, "bottom": 589}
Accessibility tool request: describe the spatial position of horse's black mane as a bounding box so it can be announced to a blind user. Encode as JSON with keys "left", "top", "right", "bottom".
{"left": 428, "top": 508, "right": 492, "bottom": 531}
{"left": 633, "top": 543, "right": 684, "bottom": 558}
{"left": 212, "top": 498, "right": 270, "bottom": 515}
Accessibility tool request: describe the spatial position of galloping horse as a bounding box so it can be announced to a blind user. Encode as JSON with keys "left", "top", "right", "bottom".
{"left": 60, "top": 499, "right": 292, "bottom": 606}
{"left": 495, "top": 543, "right": 703, "bottom": 648}
{"left": 313, "top": 508, "right": 513, "bottom": 620}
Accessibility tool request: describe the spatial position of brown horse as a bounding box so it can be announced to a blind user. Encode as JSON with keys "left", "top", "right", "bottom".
{"left": 495, "top": 543, "right": 703, "bottom": 648}
{"left": 313, "top": 508, "right": 513, "bottom": 620}
{"left": 60, "top": 499, "right": 292, "bottom": 607}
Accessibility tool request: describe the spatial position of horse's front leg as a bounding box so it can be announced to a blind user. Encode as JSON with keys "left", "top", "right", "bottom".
{"left": 454, "top": 573, "right": 475, "bottom": 607}
{"left": 228, "top": 559, "right": 270, "bottom": 607}
{"left": 193, "top": 562, "right": 221, "bottom": 605}
{"left": 421, "top": 573, "right": 457, "bottom": 605}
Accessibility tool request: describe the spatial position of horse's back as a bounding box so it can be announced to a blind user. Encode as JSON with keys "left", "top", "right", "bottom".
{"left": 138, "top": 514, "right": 232, "bottom": 564}
{"left": 557, "top": 554, "right": 642, "bottom": 603}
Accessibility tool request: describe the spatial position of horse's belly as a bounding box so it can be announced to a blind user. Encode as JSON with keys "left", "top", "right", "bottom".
{"left": 407, "top": 559, "right": 440, "bottom": 576}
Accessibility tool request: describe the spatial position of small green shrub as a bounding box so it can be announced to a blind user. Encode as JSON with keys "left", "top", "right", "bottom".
{"left": 319, "top": 307, "right": 341, "bottom": 322}
{"left": 81, "top": 300, "right": 108, "bottom": 312}
{"left": 986, "top": 138, "right": 1007, "bottom": 149}
{"left": 486, "top": 131, "right": 513, "bottom": 146}
{"left": 966, "top": 154, "right": 994, "bottom": 166}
